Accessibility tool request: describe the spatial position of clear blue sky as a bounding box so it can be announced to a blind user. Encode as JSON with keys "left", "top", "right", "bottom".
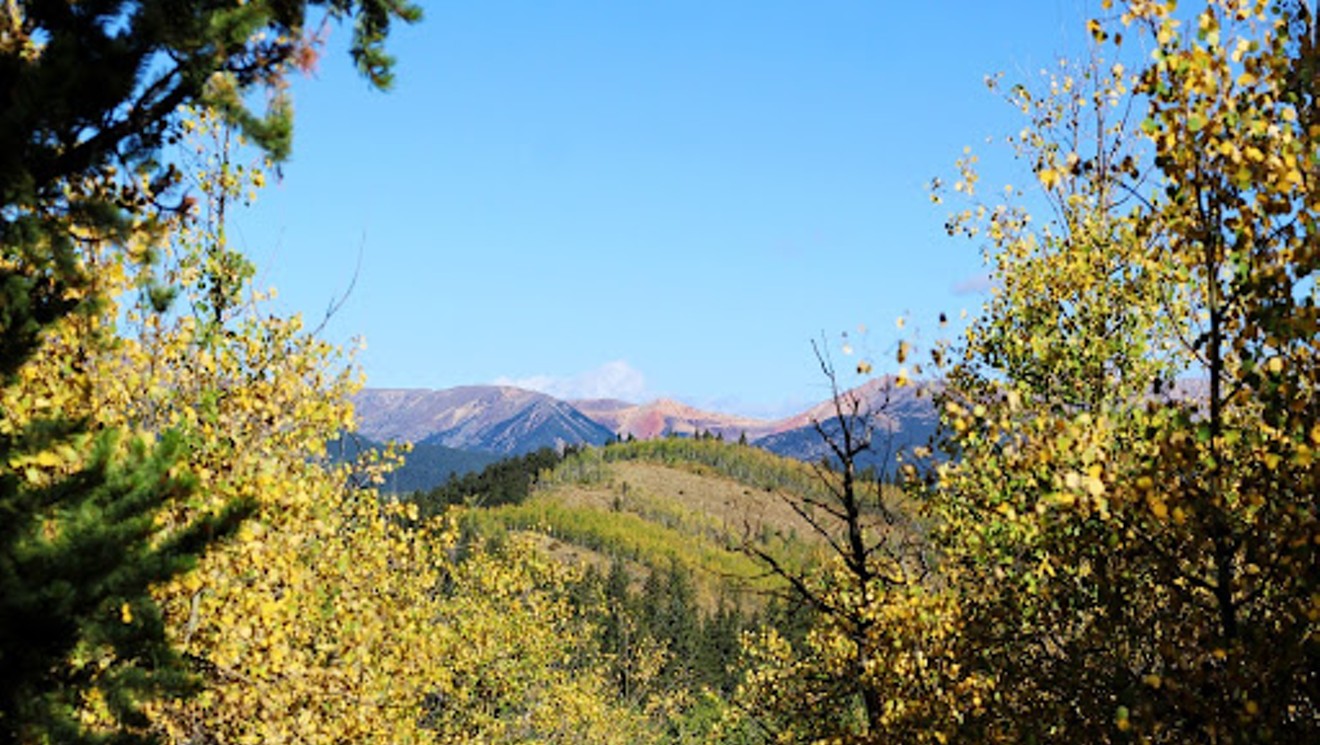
{"left": 233, "top": 1, "right": 1104, "bottom": 418}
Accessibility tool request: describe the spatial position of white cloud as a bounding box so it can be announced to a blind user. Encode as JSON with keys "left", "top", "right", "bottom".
{"left": 495, "top": 360, "right": 648, "bottom": 402}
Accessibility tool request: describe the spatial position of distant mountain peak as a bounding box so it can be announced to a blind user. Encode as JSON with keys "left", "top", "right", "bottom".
{"left": 352, "top": 385, "right": 613, "bottom": 454}
{"left": 773, "top": 375, "right": 938, "bottom": 432}
{"left": 571, "top": 396, "right": 777, "bottom": 441}
{"left": 353, "top": 378, "right": 939, "bottom": 467}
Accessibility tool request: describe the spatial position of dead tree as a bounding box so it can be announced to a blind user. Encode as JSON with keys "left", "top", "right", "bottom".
{"left": 740, "top": 339, "right": 931, "bottom": 738}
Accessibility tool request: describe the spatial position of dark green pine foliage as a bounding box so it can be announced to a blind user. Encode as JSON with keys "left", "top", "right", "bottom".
{"left": 696, "top": 595, "right": 747, "bottom": 696}
{"left": 576, "top": 557, "right": 755, "bottom": 702}
{"left": 599, "top": 559, "right": 642, "bottom": 702}
{"left": 1, "top": 0, "right": 422, "bottom": 377}
{"left": 0, "top": 426, "right": 251, "bottom": 743}
{"left": 643, "top": 559, "right": 700, "bottom": 686}
{"left": 1, "top": 2, "right": 419, "bottom": 741}
{"left": 409, "top": 447, "right": 572, "bottom": 514}
{"left": 757, "top": 592, "right": 815, "bottom": 649}
{"left": 565, "top": 558, "right": 762, "bottom": 728}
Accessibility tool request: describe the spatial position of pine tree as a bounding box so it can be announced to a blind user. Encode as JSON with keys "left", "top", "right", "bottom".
{"left": 1, "top": 2, "right": 418, "bottom": 740}
{"left": 0, "top": 430, "right": 250, "bottom": 742}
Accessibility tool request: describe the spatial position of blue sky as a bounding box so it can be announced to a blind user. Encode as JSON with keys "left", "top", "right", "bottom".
{"left": 234, "top": 1, "right": 1105, "bottom": 418}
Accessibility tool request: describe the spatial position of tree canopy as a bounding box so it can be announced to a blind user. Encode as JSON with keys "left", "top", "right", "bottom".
{"left": 0, "top": 0, "right": 420, "bottom": 375}
{"left": 1, "top": 2, "right": 418, "bottom": 740}
{"left": 922, "top": 1, "right": 1318, "bottom": 740}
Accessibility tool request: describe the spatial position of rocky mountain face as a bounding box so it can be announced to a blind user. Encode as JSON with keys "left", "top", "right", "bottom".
{"left": 352, "top": 386, "right": 614, "bottom": 455}
{"left": 570, "top": 397, "right": 781, "bottom": 441}
{"left": 353, "top": 379, "right": 939, "bottom": 469}
{"left": 751, "top": 377, "right": 941, "bottom": 471}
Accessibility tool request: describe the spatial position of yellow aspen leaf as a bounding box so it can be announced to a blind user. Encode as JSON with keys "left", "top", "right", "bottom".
{"left": 1038, "top": 556, "right": 1055, "bottom": 577}
{"left": 1147, "top": 495, "right": 1169, "bottom": 520}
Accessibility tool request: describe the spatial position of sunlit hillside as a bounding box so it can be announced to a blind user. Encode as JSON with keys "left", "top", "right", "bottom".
{"left": 442, "top": 438, "right": 861, "bottom": 606}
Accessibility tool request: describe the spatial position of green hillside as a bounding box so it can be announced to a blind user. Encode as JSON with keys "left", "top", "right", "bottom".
{"left": 374, "top": 408, "right": 917, "bottom": 613}
{"left": 446, "top": 437, "right": 904, "bottom": 606}
{"left": 431, "top": 438, "right": 840, "bottom": 712}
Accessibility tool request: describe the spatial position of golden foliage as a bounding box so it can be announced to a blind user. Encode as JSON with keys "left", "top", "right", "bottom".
{"left": 927, "top": 2, "right": 1319, "bottom": 740}
{"left": 6, "top": 111, "right": 651, "bottom": 743}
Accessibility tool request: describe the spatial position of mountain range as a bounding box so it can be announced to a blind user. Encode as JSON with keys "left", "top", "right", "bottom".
{"left": 354, "top": 386, "right": 615, "bottom": 455}
{"left": 351, "top": 379, "right": 939, "bottom": 490}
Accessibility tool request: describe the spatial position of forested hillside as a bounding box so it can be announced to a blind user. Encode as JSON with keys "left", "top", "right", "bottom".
{"left": 2, "top": 1, "right": 1315, "bottom": 743}
{"left": 410, "top": 439, "right": 834, "bottom": 733}
{"left": 435, "top": 438, "right": 839, "bottom": 596}
{"left": 330, "top": 434, "right": 503, "bottom": 493}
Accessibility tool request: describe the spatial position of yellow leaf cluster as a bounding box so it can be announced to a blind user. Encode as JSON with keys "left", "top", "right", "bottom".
{"left": 6, "top": 112, "right": 652, "bottom": 743}
{"left": 922, "top": 1, "right": 1320, "bottom": 739}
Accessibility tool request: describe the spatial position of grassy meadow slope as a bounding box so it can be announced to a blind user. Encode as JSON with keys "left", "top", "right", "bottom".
{"left": 453, "top": 437, "right": 910, "bottom": 607}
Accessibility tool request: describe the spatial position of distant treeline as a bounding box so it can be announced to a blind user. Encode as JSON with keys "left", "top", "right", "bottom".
{"left": 406, "top": 446, "right": 576, "bottom": 516}
{"left": 567, "top": 437, "right": 822, "bottom": 494}
{"left": 406, "top": 436, "right": 890, "bottom": 522}
{"left": 329, "top": 434, "right": 502, "bottom": 493}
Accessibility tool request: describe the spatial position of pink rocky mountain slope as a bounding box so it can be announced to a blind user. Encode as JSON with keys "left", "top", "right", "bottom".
{"left": 570, "top": 397, "right": 782, "bottom": 441}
